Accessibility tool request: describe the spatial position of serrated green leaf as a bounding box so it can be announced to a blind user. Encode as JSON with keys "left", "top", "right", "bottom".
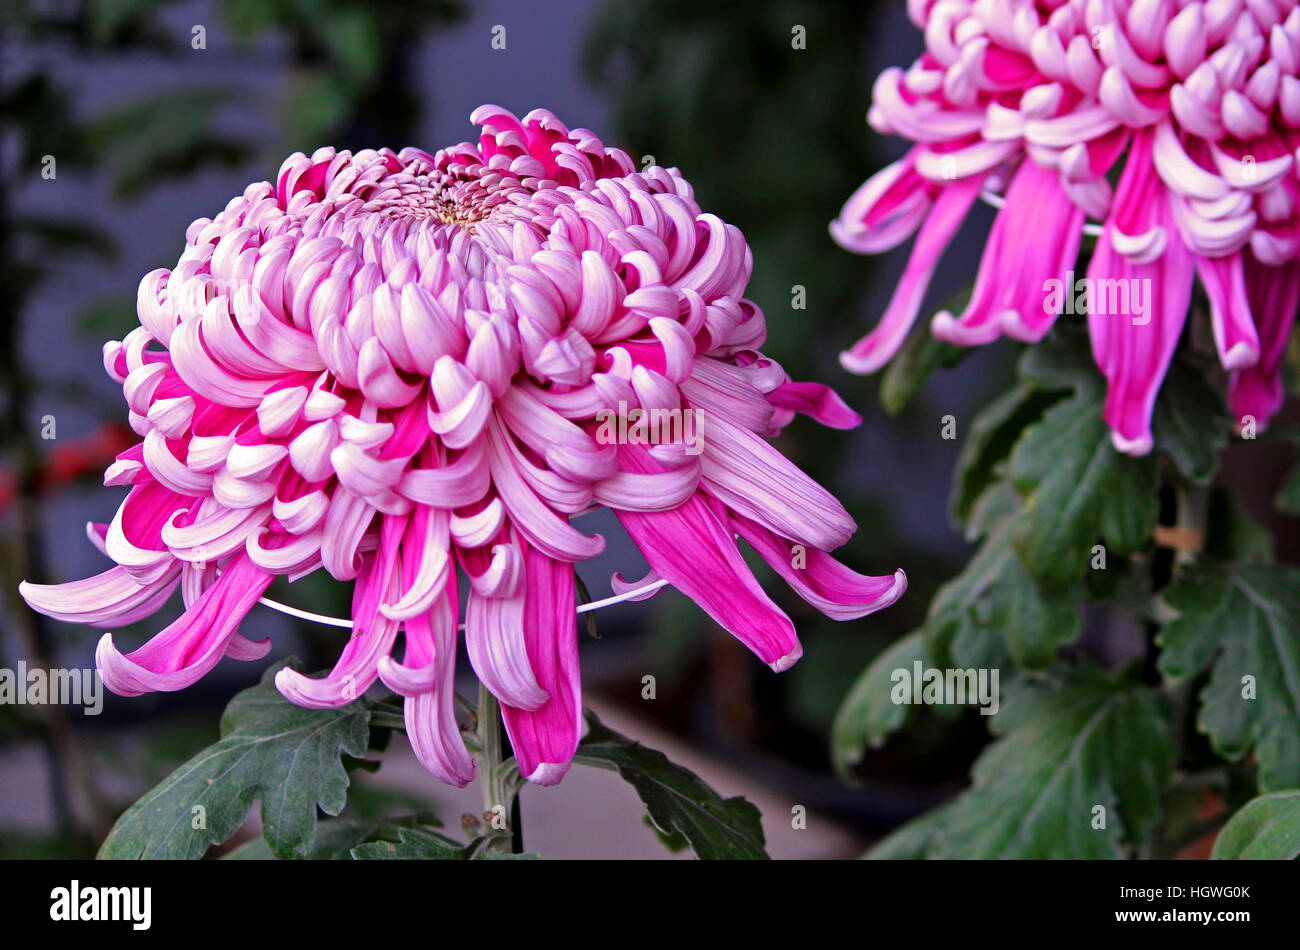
{"left": 574, "top": 711, "right": 768, "bottom": 859}
{"left": 224, "top": 811, "right": 447, "bottom": 860}
{"left": 223, "top": 820, "right": 373, "bottom": 860}
{"left": 351, "top": 827, "right": 484, "bottom": 860}
{"left": 1010, "top": 384, "right": 1159, "bottom": 589}
{"left": 949, "top": 383, "right": 1058, "bottom": 529}
{"left": 98, "top": 661, "right": 372, "bottom": 860}
{"left": 1017, "top": 321, "right": 1099, "bottom": 390}
{"left": 1158, "top": 564, "right": 1300, "bottom": 790}
{"left": 927, "top": 483, "right": 1077, "bottom": 672}
{"left": 929, "top": 669, "right": 1175, "bottom": 858}
{"left": 831, "top": 630, "right": 928, "bottom": 778}
{"left": 1211, "top": 790, "right": 1300, "bottom": 859}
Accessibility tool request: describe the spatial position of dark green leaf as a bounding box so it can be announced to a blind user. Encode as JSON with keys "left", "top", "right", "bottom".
{"left": 879, "top": 324, "right": 970, "bottom": 415}
{"left": 929, "top": 669, "right": 1175, "bottom": 858}
{"left": 574, "top": 711, "right": 768, "bottom": 859}
{"left": 1211, "top": 791, "right": 1300, "bottom": 859}
{"left": 831, "top": 630, "right": 928, "bottom": 778}
{"left": 927, "top": 483, "right": 1077, "bottom": 672}
{"left": 352, "top": 827, "right": 484, "bottom": 860}
{"left": 863, "top": 800, "right": 957, "bottom": 860}
{"left": 1151, "top": 355, "right": 1229, "bottom": 484}
{"left": 1205, "top": 486, "right": 1273, "bottom": 563}
{"left": 224, "top": 811, "right": 446, "bottom": 860}
{"left": 1159, "top": 564, "right": 1300, "bottom": 790}
{"left": 949, "top": 383, "right": 1057, "bottom": 529}
{"left": 98, "top": 661, "right": 372, "bottom": 860}
{"left": 1010, "top": 382, "right": 1159, "bottom": 589}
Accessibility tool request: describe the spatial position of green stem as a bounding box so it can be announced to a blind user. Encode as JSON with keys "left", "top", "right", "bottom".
{"left": 476, "top": 683, "right": 522, "bottom": 854}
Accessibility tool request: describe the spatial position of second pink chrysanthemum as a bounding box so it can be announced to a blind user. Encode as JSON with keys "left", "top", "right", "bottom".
{"left": 835, "top": 0, "right": 1300, "bottom": 453}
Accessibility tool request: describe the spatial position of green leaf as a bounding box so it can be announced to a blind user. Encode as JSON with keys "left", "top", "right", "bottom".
{"left": 224, "top": 811, "right": 447, "bottom": 860}
{"left": 1017, "top": 321, "right": 1098, "bottom": 390}
{"left": 1151, "top": 355, "right": 1229, "bottom": 484}
{"left": 223, "top": 819, "right": 373, "bottom": 860}
{"left": 352, "top": 828, "right": 485, "bottom": 860}
{"left": 1211, "top": 791, "right": 1300, "bottom": 859}
{"left": 98, "top": 661, "right": 372, "bottom": 860}
{"left": 929, "top": 669, "right": 1175, "bottom": 858}
{"left": 1158, "top": 564, "right": 1300, "bottom": 790}
{"left": 927, "top": 483, "right": 1077, "bottom": 672}
{"left": 831, "top": 630, "right": 928, "bottom": 778}
{"left": 863, "top": 800, "right": 957, "bottom": 860}
{"left": 949, "top": 383, "right": 1057, "bottom": 529}
{"left": 878, "top": 325, "right": 970, "bottom": 415}
{"left": 1009, "top": 379, "right": 1159, "bottom": 590}
{"left": 644, "top": 814, "right": 690, "bottom": 853}
{"left": 574, "top": 711, "right": 768, "bottom": 859}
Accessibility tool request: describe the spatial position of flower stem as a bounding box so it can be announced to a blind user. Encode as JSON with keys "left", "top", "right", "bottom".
{"left": 476, "top": 683, "right": 522, "bottom": 855}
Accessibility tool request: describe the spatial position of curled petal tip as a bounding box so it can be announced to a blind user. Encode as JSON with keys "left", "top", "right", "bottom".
{"left": 768, "top": 644, "right": 804, "bottom": 673}
{"left": 883, "top": 568, "right": 909, "bottom": 607}
{"left": 525, "top": 761, "right": 572, "bottom": 786}
{"left": 1222, "top": 341, "right": 1260, "bottom": 371}
{"left": 1110, "top": 430, "right": 1154, "bottom": 456}
{"left": 839, "top": 347, "right": 889, "bottom": 375}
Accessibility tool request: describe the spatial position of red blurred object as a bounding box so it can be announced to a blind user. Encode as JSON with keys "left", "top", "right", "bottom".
{"left": 0, "top": 423, "right": 134, "bottom": 514}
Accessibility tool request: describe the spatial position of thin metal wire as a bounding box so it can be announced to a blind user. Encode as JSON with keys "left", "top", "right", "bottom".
{"left": 254, "top": 576, "right": 671, "bottom": 630}
{"left": 980, "top": 188, "right": 1105, "bottom": 237}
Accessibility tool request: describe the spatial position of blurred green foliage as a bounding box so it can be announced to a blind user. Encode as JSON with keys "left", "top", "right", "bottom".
{"left": 584, "top": 0, "right": 881, "bottom": 372}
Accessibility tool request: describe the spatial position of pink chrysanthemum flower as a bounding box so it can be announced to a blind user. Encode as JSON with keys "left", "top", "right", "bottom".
{"left": 834, "top": 0, "right": 1300, "bottom": 453}
{"left": 21, "top": 106, "right": 905, "bottom": 786}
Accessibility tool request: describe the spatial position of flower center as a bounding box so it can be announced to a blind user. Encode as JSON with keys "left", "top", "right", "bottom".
{"left": 360, "top": 169, "right": 525, "bottom": 232}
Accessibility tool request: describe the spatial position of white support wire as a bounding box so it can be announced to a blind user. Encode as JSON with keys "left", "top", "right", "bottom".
{"left": 980, "top": 189, "right": 1104, "bottom": 237}
{"left": 254, "top": 576, "right": 671, "bottom": 630}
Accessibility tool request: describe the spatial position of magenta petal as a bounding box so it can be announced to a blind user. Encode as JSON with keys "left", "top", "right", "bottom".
{"left": 1196, "top": 254, "right": 1262, "bottom": 370}
{"left": 934, "top": 160, "right": 1084, "bottom": 346}
{"left": 21, "top": 562, "right": 180, "bottom": 628}
{"left": 381, "top": 577, "right": 476, "bottom": 786}
{"left": 1088, "top": 149, "right": 1195, "bottom": 455}
{"left": 617, "top": 477, "right": 800, "bottom": 671}
{"left": 841, "top": 172, "right": 985, "bottom": 373}
{"left": 499, "top": 543, "right": 582, "bottom": 785}
{"left": 1229, "top": 256, "right": 1300, "bottom": 428}
{"left": 275, "top": 516, "right": 405, "bottom": 708}
{"left": 731, "top": 512, "right": 907, "bottom": 621}
{"left": 766, "top": 381, "right": 862, "bottom": 430}
{"left": 831, "top": 151, "right": 933, "bottom": 254}
{"left": 698, "top": 415, "right": 855, "bottom": 551}
{"left": 96, "top": 553, "right": 272, "bottom": 696}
